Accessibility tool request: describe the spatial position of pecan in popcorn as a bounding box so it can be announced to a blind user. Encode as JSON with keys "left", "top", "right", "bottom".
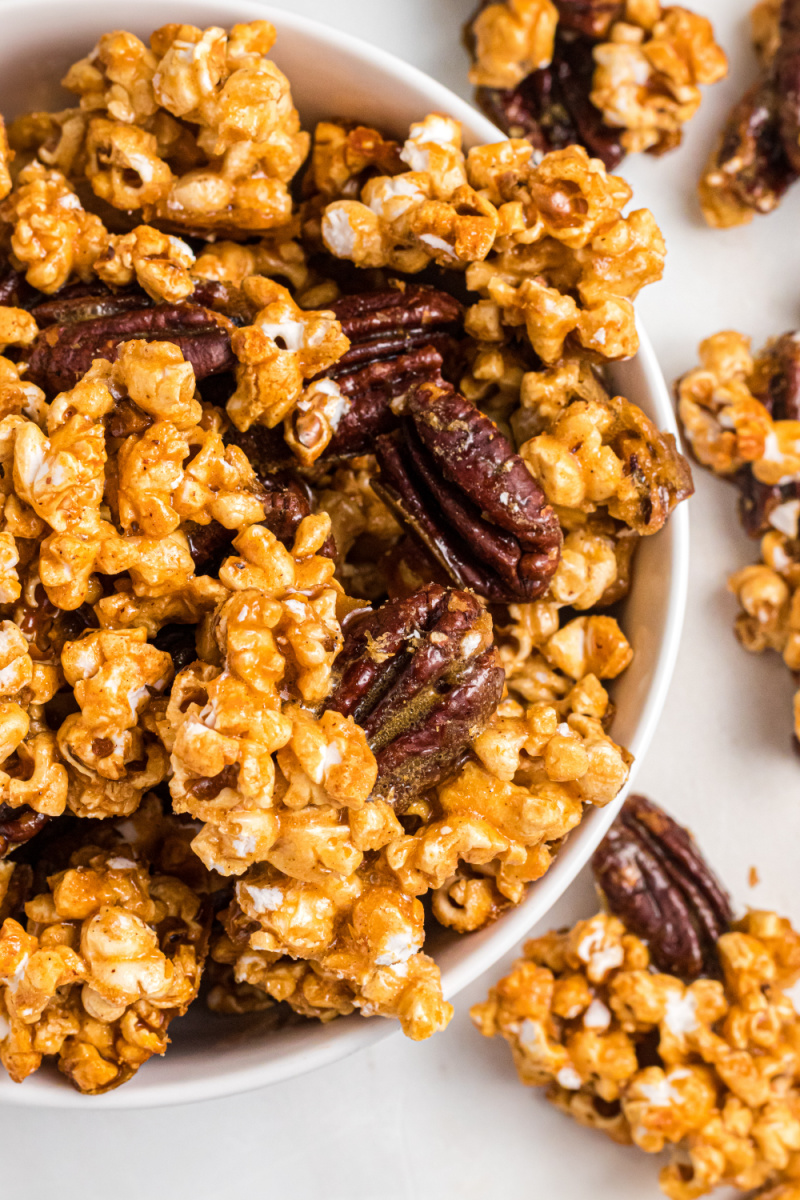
{"left": 699, "top": 0, "right": 800, "bottom": 227}
{"left": 374, "top": 380, "right": 563, "bottom": 601}
{"left": 325, "top": 584, "right": 505, "bottom": 809}
{"left": 471, "top": 30, "right": 626, "bottom": 169}
{"left": 473, "top": 800, "right": 800, "bottom": 1199}
{"left": 26, "top": 288, "right": 238, "bottom": 397}
{"left": 0, "top": 804, "right": 50, "bottom": 857}
{"left": 592, "top": 795, "right": 733, "bottom": 978}
{"left": 729, "top": 530, "right": 800, "bottom": 744}
{"left": 467, "top": 0, "right": 726, "bottom": 168}
{"left": 677, "top": 329, "right": 800, "bottom": 537}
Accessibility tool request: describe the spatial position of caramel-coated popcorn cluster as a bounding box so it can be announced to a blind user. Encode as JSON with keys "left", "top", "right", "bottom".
{"left": 466, "top": 0, "right": 727, "bottom": 167}
{"left": 0, "top": 18, "right": 691, "bottom": 1092}
{"left": 474, "top": 798, "right": 800, "bottom": 1200}
{"left": 678, "top": 331, "right": 800, "bottom": 747}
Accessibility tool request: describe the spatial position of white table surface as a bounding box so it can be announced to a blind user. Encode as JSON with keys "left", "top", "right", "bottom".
{"left": 3, "top": 1, "right": 799, "bottom": 1196}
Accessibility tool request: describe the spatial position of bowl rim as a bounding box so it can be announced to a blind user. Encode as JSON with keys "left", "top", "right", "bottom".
{"left": 0, "top": 0, "right": 689, "bottom": 1108}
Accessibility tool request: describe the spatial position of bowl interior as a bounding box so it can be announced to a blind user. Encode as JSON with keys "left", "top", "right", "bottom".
{"left": 0, "top": 0, "right": 688, "bottom": 1106}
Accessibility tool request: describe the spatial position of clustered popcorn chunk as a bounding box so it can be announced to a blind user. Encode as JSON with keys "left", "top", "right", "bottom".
{"left": 320, "top": 125, "right": 666, "bottom": 363}
{"left": 0, "top": 18, "right": 695, "bottom": 1090}
{"left": 10, "top": 21, "right": 310, "bottom": 235}
{"left": 677, "top": 330, "right": 800, "bottom": 746}
{"left": 473, "top": 909, "right": 800, "bottom": 1199}
{"left": 0, "top": 843, "right": 210, "bottom": 1093}
{"left": 466, "top": 0, "right": 727, "bottom": 163}
{"left": 730, "top": 531, "right": 800, "bottom": 742}
{"left": 473, "top": 797, "right": 800, "bottom": 1199}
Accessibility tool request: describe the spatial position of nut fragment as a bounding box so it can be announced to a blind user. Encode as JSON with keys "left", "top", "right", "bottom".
{"left": 374, "top": 380, "right": 563, "bottom": 601}
{"left": 592, "top": 794, "right": 733, "bottom": 978}
{"left": 325, "top": 584, "right": 505, "bottom": 808}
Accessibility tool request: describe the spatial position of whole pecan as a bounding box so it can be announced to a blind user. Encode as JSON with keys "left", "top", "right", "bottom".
{"left": 592, "top": 795, "right": 733, "bottom": 979}
{"left": 373, "top": 380, "right": 562, "bottom": 602}
{"left": 325, "top": 584, "right": 505, "bottom": 809}
{"left": 0, "top": 804, "right": 51, "bottom": 858}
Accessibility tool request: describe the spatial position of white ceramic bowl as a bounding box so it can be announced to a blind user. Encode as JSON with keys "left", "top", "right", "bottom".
{"left": 0, "top": 0, "right": 689, "bottom": 1107}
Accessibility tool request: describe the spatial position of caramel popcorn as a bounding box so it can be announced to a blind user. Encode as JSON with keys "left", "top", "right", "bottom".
{"left": 0, "top": 21, "right": 691, "bottom": 1089}
{"left": 466, "top": 0, "right": 726, "bottom": 166}
{"left": 41, "top": 21, "right": 311, "bottom": 235}
{"left": 474, "top": 802, "right": 800, "bottom": 1199}
{"left": 227, "top": 276, "right": 349, "bottom": 431}
{"left": 730, "top": 531, "right": 800, "bottom": 741}
{"left": 0, "top": 163, "right": 108, "bottom": 293}
{"left": 677, "top": 329, "right": 800, "bottom": 746}
{"left": 94, "top": 225, "right": 195, "bottom": 303}
{"left": 590, "top": 8, "right": 728, "bottom": 155}
{"left": 0, "top": 842, "right": 210, "bottom": 1093}
{"left": 0, "top": 117, "right": 11, "bottom": 201}
{"left": 468, "top": 0, "right": 559, "bottom": 89}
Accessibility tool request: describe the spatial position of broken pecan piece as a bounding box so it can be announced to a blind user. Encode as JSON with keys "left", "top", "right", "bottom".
{"left": 325, "top": 585, "right": 504, "bottom": 809}
{"left": 592, "top": 794, "right": 733, "bottom": 978}
{"left": 0, "top": 804, "right": 51, "bottom": 858}
{"left": 699, "top": 80, "right": 798, "bottom": 226}
{"left": 374, "top": 380, "right": 562, "bottom": 602}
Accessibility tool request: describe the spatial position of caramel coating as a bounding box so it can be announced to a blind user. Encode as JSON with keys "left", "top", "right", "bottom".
{"left": 473, "top": 909, "right": 800, "bottom": 1199}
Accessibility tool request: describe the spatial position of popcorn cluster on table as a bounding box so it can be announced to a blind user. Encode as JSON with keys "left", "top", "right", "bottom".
{"left": 0, "top": 19, "right": 691, "bottom": 1092}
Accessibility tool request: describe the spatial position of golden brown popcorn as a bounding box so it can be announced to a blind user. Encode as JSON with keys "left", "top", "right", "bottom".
{"left": 56, "top": 628, "right": 172, "bottom": 817}
{"left": 192, "top": 226, "right": 310, "bottom": 292}
{"left": 93, "top": 224, "right": 195, "bottom": 302}
{"left": 729, "top": 531, "right": 800, "bottom": 741}
{"left": 469, "top": 0, "right": 559, "bottom": 89}
{"left": 0, "top": 117, "right": 12, "bottom": 201}
{"left": 320, "top": 114, "right": 499, "bottom": 273}
{"left": 56, "top": 21, "right": 310, "bottom": 235}
{"left": 167, "top": 516, "right": 372, "bottom": 875}
{"left": 677, "top": 331, "right": 800, "bottom": 483}
{"left": 227, "top": 276, "right": 350, "bottom": 431}
{"left": 520, "top": 392, "right": 693, "bottom": 533}
{"left": 464, "top": 145, "right": 666, "bottom": 362}
{"left": 0, "top": 309, "right": 38, "bottom": 357}
{"left": 473, "top": 797, "right": 800, "bottom": 1200}
{"left": 216, "top": 859, "right": 453, "bottom": 1041}
{"left": 590, "top": 8, "right": 728, "bottom": 156}
{"left": 466, "top": 0, "right": 726, "bottom": 168}
{"left": 0, "top": 163, "right": 109, "bottom": 293}
{"left": 0, "top": 847, "right": 209, "bottom": 1092}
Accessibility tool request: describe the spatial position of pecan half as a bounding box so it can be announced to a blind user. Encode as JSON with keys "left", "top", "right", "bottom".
{"left": 374, "top": 380, "right": 562, "bottom": 602}
{"left": 325, "top": 584, "right": 505, "bottom": 809}
{"left": 555, "top": 0, "right": 624, "bottom": 38}
{"left": 753, "top": 331, "right": 800, "bottom": 420}
{"left": 701, "top": 80, "right": 798, "bottom": 222}
{"left": 592, "top": 795, "right": 733, "bottom": 979}
{"left": 27, "top": 301, "right": 237, "bottom": 396}
{"left": 0, "top": 804, "right": 51, "bottom": 858}
{"left": 736, "top": 471, "right": 800, "bottom": 538}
